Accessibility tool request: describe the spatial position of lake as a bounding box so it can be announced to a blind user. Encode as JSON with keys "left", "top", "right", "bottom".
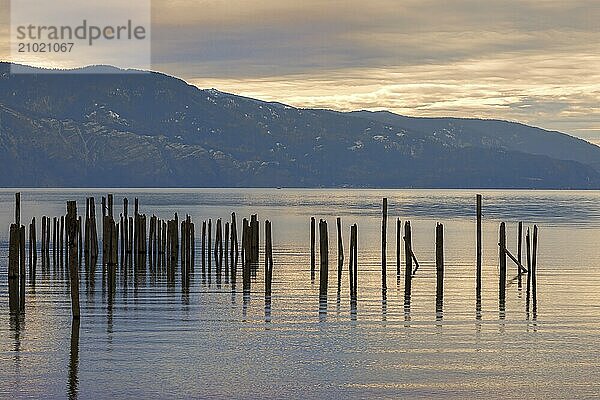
{"left": 1, "top": 189, "right": 599, "bottom": 399}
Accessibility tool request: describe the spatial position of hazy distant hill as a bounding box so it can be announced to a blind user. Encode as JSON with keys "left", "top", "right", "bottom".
{"left": 1, "top": 62, "right": 599, "bottom": 188}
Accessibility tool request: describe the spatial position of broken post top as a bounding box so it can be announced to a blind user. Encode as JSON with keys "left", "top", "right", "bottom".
{"left": 15, "top": 192, "right": 21, "bottom": 226}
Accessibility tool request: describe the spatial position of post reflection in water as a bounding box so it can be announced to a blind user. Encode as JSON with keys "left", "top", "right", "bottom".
{"left": 381, "top": 288, "right": 387, "bottom": 322}
{"left": 68, "top": 319, "right": 80, "bottom": 400}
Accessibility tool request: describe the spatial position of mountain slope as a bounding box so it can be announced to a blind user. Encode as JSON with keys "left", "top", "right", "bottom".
{"left": 0, "top": 62, "right": 599, "bottom": 188}
{"left": 350, "top": 110, "right": 600, "bottom": 172}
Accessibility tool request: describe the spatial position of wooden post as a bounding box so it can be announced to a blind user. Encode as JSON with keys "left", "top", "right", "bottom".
{"left": 41, "top": 217, "right": 46, "bottom": 270}
{"left": 60, "top": 216, "right": 65, "bottom": 267}
{"left": 382, "top": 197, "right": 387, "bottom": 290}
{"left": 208, "top": 219, "right": 212, "bottom": 271}
{"left": 173, "top": 215, "right": 179, "bottom": 270}
{"left": 107, "top": 194, "right": 113, "bottom": 218}
{"left": 517, "top": 222, "right": 523, "bottom": 267}
{"left": 218, "top": 218, "right": 223, "bottom": 272}
{"left": 156, "top": 218, "right": 161, "bottom": 270}
{"left": 526, "top": 228, "right": 531, "bottom": 304}
{"left": 319, "top": 219, "right": 329, "bottom": 297}
{"left": 67, "top": 201, "right": 80, "bottom": 319}
{"left": 336, "top": 217, "right": 343, "bottom": 290}
{"left": 532, "top": 225, "right": 538, "bottom": 305}
{"left": 499, "top": 222, "right": 507, "bottom": 305}
{"left": 231, "top": 212, "right": 238, "bottom": 273}
{"left": 351, "top": 224, "right": 358, "bottom": 301}
{"left": 15, "top": 192, "right": 21, "bottom": 226}
{"left": 242, "top": 218, "right": 250, "bottom": 292}
{"left": 404, "top": 221, "right": 413, "bottom": 299}
{"left": 251, "top": 214, "right": 259, "bottom": 263}
{"left": 180, "top": 219, "right": 186, "bottom": 276}
{"left": 265, "top": 220, "right": 273, "bottom": 297}
{"left": 53, "top": 217, "right": 57, "bottom": 268}
{"left": 46, "top": 216, "right": 51, "bottom": 267}
{"left": 396, "top": 218, "right": 401, "bottom": 277}
{"left": 224, "top": 222, "right": 229, "bottom": 278}
{"left": 348, "top": 224, "right": 355, "bottom": 299}
{"left": 8, "top": 224, "right": 20, "bottom": 314}
{"left": 8, "top": 224, "right": 19, "bottom": 279}
{"left": 28, "top": 220, "right": 33, "bottom": 274}
{"left": 84, "top": 199, "right": 89, "bottom": 267}
{"left": 436, "top": 223, "right": 444, "bottom": 309}
{"left": 77, "top": 216, "right": 82, "bottom": 267}
{"left": 123, "top": 198, "right": 129, "bottom": 266}
{"left": 190, "top": 219, "right": 195, "bottom": 273}
{"left": 310, "top": 217, "right": 316, "bottom": 278}
{"left": 162, "top": 220, "right": 167, "bottom": 269}
{"left": 476, "top": 194, "right": 482, "bottom": 294}
{"left": 90, "top": 198, "right": 98, "bottom": 262}
{"left": 120, "top": 214, "right": 125, "bottom": 267}
{"left": 202, "top": 220, "right": 206, "bottom": 273}
{"left": 19, "top": 225, "right": 26, "bottom": 282}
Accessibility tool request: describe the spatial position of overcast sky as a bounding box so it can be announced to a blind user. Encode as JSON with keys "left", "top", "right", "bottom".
{"left": 2, "top": 0, "right": 599, "bottom": 143}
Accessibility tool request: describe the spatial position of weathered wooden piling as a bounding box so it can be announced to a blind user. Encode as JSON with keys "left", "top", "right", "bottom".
{"left": 29, "top": 217, "right": 37, "bottom": 280}
{"left": 336, "top": 217, "right": 343, "bottom": 290}
{"left": 46, "top": 216, "right": 51, "bottom": 267}
{"left": 517, "top": 222, "right": 523, "bottom": 266}
{"left": 53, "top": 217, "right": 57, "bottom": 268}
{"left": 123, "top": 198, "right": 129, "bottom": 264}
{"left": 77, "top": 216, "right": 82, "bottom": 267}
{"left": 382, "top": 197, "right": 387, "bottom": 289}
{"left": 161, "top": 220, "right": 167, "bottom": 269}
{"left": 120, "top": 214, "right": 125, "bottom": 267}
{"left": 103, "top": 214, "right": 118, "bottom": 282}
{"left": 476, "top": 194, "right": 482, "bottom": 294}
{"left": 128, "top": 216, "right": 134, "bottom": 268}
{"left": 224, "top": 222, "right": 230, "bottom": 277}
{"left": 15, "top": 192, "right": 21, "bottom": 226}
{"left": 180, "top": 218, "right": 186, "bottom": 274}
{"left": 8, "top": 224, "right": 19, "bottom": 279}
{"left": 319, "top": 219, "right": 329, "bottom": 297}
{"left": 107, "top": 194, "right": 113, "bottom": 218}
{"left": 202, "top": 220, "right": 206, "bottom": 273}
{"left": 532, "top": 225, "right": 538, "bottom": 305}
{"left": 499, "top": 222, "right": 507, "bottom": 305}
{"left": 208, "top": 219, "right": 212, "bottom": 271}
{"left": 67, "top": 201, "right": 80, "bottom": 319}
{"left": 84, "top": 197, "right": 99, "bottom": 267}
{"left": 526, "top": 228, "right": 532, "bottom": 304}
{"left": 242, "top": 218, "right": 251, "bottom": 292}
{"left": 310, "top": 217, "right": 316, "bottom": 278}
{"left": 348, "top": 224, "right": 358, "bottom": 299}
{"left": 404, "top": 221, "right": 413, "bottom": 299}
{"left": 231, "top": 212, "right": 238, "bottom": 277}
{"left": 60, "top": 216, "right": 65, "bottom": 267}
{"left": 396, "top": 218, "right": 401, "bottom": 277}
{"left": 216, "top": 218, "right": 223, "bottom": 274}
{"left": 41, "top": 217, "right": 46, "bottom": 270}
{"left": 169, "top": 216, "right": 179, "bottom": 271}
{"left": 19, "top": 224, "right": 25, "bottom": 281}
{"left": 265, "top": 220, "right": 273, "bottom": 297}
{"left": 251, "top": 214, "right": 259, "bottom": 263}
{"left": 189, "top": 218, "right": 195, "bottom": 273}
{"left": 436, "top": 223, "right": 444, "bottom": 308}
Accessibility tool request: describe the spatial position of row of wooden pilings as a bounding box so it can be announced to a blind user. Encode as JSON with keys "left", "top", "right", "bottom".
{"left": 310, "top": 195, "right": 538, "bottom": 312}
{"left": 8, "top": 192, "right": 537, "bottom": 319}
{"left": 7, "top": 193, "right": 274, "bottom": 319}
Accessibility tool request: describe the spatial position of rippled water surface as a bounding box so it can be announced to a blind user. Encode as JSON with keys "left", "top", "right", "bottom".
{"left": 0, "top": 189, "right": 599, "bottom": 399}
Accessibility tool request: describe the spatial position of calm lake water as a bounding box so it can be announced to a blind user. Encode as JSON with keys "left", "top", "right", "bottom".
{"left": 1, "top": 189, "right": 599, "bottom": 399}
